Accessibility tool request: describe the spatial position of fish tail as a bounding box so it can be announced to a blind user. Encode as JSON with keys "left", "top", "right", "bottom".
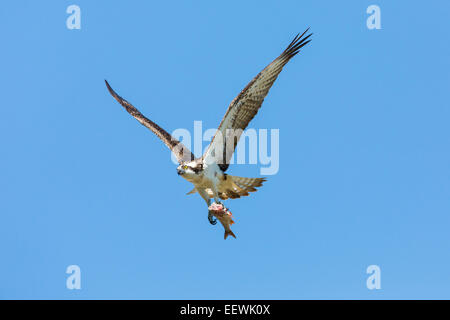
{"left": 224, "top": 230, "right": 236, "bottom": 240}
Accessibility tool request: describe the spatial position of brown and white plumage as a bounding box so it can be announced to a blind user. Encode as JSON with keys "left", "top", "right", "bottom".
{"left": 187, "top": 176, "right": 266, "bottom": 200}
{"left": 203, "top": 29, "right": 312, "bottom": 171}
{"left": 105, "top": 29, "right": 311, "bottom": 235}
{"left": 105, "top": 80, "right": 195, "bottom": 163}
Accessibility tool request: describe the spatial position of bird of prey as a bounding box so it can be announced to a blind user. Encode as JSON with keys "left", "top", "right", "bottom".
{"left": 105, "top": 29, "right": 312, "bottom": 233}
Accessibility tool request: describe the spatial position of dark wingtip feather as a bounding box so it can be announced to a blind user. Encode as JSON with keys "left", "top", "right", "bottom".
{"left": 104, "top": 79, "right": 124, "bottom": 104}
{"left": 104, "top": 79, "right": 115, "bottom": 96}
{"left": 282, "top": 28, "right": 312, "bottom": 60}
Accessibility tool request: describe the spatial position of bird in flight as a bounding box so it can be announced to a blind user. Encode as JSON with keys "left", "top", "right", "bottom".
{"left": 105, "top": 29, "right": 312, "bottom": 237}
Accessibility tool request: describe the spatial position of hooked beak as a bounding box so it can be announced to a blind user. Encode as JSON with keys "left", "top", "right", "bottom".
{"left": 177, "top": 168, "right": 184, "bottom": 175}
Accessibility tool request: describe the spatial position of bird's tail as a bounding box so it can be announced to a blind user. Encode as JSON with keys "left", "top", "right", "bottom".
{"left": 229, "top": 176, "right": 266, "bottom": 194}
{"left": 186, "top": 176, "right": 266, "bottom": 200}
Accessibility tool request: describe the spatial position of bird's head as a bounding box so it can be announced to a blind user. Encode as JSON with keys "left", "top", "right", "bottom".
{"left": 177, "top": 161, "right": 203, "bottom": 181}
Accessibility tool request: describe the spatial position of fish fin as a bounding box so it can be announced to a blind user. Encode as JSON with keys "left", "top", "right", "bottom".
{"left": 224, "top": 230, "right": 236, "bottom": 240}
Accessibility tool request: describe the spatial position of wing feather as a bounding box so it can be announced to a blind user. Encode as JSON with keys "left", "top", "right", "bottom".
{"left": 203, "top": 29, "right": 312, "bottom": 171}
{"left": 105, "top": 80, "right": 195, "bottom": 163}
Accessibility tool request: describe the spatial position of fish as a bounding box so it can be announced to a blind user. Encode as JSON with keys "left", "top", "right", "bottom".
{"left": 208, "top": 202, "right": 236, "bottom": 239}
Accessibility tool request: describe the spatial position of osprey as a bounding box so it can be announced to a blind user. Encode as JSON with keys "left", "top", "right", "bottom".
{"left": 105, "top": 29, "right": 311, "bottom": 230}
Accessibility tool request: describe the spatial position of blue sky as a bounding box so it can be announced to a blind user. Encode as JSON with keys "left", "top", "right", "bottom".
{"left": 1, "top": 1, "right": 449, "bottom": 299}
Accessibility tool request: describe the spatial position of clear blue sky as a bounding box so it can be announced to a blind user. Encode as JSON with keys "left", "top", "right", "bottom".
{"left": 1, "top": 1, "right": 449, "bottom": 299}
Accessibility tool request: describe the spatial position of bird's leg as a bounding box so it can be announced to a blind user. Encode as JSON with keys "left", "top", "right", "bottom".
{"left": 211, "top": 184, "right": 222, "bottom": 206}
{"left": 209, "top": 184, "right": 226, "bottom": 219}
{"left": 197, "top": 188, "right": 216, "bottom": 225}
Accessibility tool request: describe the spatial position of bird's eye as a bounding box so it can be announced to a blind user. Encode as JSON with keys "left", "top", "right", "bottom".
{"left": 183, "top": 165, "right": 188, "bottom": 170}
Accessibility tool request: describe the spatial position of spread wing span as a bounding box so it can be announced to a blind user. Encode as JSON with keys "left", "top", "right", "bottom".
{"left": 105, "top": 80, "right": 195, "bottom": 163}
{"left": 202, "top": 29, "right": 312, "bottom": 171}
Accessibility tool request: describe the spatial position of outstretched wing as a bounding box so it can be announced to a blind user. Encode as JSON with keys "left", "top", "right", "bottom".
{"left": 202, "top": 29, "right": 312, "bottom": 171}
{"left": 105, "top": 80, "right": 195, "bottom": 163}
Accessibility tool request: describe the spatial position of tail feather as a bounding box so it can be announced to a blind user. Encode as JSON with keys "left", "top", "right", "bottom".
{"left": 232, "top": 176, "right": 266, "bottom": 189}
{"left": 186, "top": 176, "right": 266, "bottom": 200}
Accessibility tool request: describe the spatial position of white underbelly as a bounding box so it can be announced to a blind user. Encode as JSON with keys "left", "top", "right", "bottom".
{"left": 194, "top": 163, "right": 223, "bottom": 189}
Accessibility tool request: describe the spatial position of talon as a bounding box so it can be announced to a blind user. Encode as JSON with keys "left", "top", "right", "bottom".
{"left": 208, "top": 211, "right": 217, "bottom": 225}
